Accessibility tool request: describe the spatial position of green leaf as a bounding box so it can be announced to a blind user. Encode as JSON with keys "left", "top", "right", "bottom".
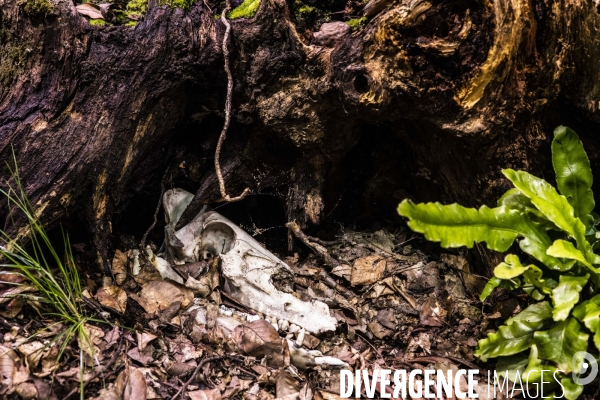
{"left": 523, "top": 264, "right": 555, "bottom": 294}
{"left": 503, "top": 169, "right": 591, "bottom": 256}
{"left": 494, "top": 254, "right": 530, "bottom": 279}
{"left": 397, "top": 200, "right": 570, "bottom": 270}
{"left": 499, "top": 188, "right": 555, "bottom": 228}
{"left": 534, "top": 318, "right": 589, "bottom": 372}
{"left": 552, "top": 126, "right": 594, "bottom": 230}
{"left": 547, "top": 239, "right": 596, "bottom": 271}
{"left": 480, "top": 277, "right": 501, "bottom": 301}
{"left": 519, "top": 234, "right": 575, "bottom": 272}
{"left": 551, "top": 274, "right": 589, "bottom": 321}
{"left": 495, "top": 352, "right": 528, "bottom": 382}
{"left": 572, "top": 294, "right": 600, "bottom": 351}
{"left": 480, "top": 276, "right": 521, "bottom": 301}
{"left": 522, "top": 344, "right": 559, "bottom": 384}
{"left": 561, "top": 376, "right": 584, "bottom": 400}
{"left": 523, "top": 285, "right": 546, "bottom": 300}
{"left": 475, "top": 302, "right": 553, "bottom": 361}
{"left": 397, "top": 201, "right": 521, "bottom": 252}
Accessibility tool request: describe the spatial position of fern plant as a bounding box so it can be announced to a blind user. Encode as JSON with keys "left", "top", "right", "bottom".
{"left": 398, "top": 126, "right": 600, "bottom": 399}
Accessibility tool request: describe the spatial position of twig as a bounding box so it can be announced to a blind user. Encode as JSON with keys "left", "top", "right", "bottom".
{"left": 170, "top": 355, "right": 223, "bottom": 400}
{"left": 286, "top": 221, "right": 343, "bottom": 269}
{"left": 215, "top": 1, "right": 250, "bottom": 202}
{"left": 286, "top": 221, "right": 355, "bottom": 298}
{"left": 65, "top": 335, "right": 124, "bottom": 399}
{"left": 141, "top": 167, "right": 170, "bottom": 250}
{"left": 306, "top": 235, "right": 342, "bottom": 247}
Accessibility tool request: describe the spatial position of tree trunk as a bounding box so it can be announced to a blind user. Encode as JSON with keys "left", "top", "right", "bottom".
{"left": 2, "top": 0, "right": 600, "bottom": 273}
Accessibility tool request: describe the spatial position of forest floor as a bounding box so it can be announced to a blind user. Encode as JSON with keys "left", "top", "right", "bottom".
{"left": 0, "top": 217, "right": 523, "bottom": 400}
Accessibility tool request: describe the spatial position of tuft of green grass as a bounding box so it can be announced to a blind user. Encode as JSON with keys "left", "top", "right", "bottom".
{"left": 228, "top": 0, "right": 260, "bottom": 19}
{"left": 0, "top": 153, "right": 100, "bottom": 398}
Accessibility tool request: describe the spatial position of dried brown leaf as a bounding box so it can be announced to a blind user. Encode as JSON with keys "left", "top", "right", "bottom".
{"left": 0, "top": 285, "right": 37, "bottom": 305}
{"left": 130, "top": 281, "right": 193, "bottom": 314}
{"left": 15, "top": 382, "right": 37, "bottom": 400}
{"left": 96, "top": 285, "right": 127, "bottom": 313}
{"left": 136, "top": 331, "right": 157, "bottom": 352}
{"left": 112, "top": 249, "right": 129, "bottom": 285}
{"left": 75, "top": 3, "right": 104, "bottom": 19}
{"left": 351, "top": 256, "right": 386, "bottom": 286}
{"left": 79, "top": 324, "right": 105, "bottom": 358}
{"left": 420, "top": 297, "right": 445, "bottom": 327}
{"left": 17, "top": 341, "right": 45, "bottom": 370}
{"left": 276, "top": 369, "right": 299, "bottom": 399}
{"left": 232, "top": 319, "right": 289, "bottom": 368}
{"left": 0, "top": 297, "right": 23, "bottom": 318}
{"left": 127, "top": 346, "right": 154, "bottom": 366}
{"left": 0, "top": 344, "right": 18, "bottom": 388}
{"left": 116, "top": 366, "right": 147, "bottom": 400}
{"left": 188, "top": 388, "right": 222, "bottom": 400}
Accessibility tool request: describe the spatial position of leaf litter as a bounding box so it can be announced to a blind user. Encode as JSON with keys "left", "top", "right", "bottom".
{"left": 0, "top": 191, "right": 517, "bottom": 399}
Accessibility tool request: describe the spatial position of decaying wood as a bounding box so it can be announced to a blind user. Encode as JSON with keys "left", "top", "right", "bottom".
{"left": 2, "top": 0, "right": 600, "bottom": 273}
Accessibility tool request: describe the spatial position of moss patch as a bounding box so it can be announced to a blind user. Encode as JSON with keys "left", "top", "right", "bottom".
{"left": 158, "top": 0, "right": 197, "bottom": 9}
{"left": 228, "top": 0, "right": 260, "bottom": 19}
{"left": 126, "top": 0, "right": 148, "bottom": 15}
{"left": 125, "top": 0, "right": 197, "bottom": 17}
{"left": 346, "top": 17, "right": 366, "bottom": 31}
{"left": 23, "top": 0, "right": 53, "bottom": 16}
{"left": 89, "top": 18, "right": 106, "bottom": 26}
{"left": 0, "top": 45, "right": 28, "bottom": 86}
{"left": 297, "top": 4, "right": 314, "bottom": 15}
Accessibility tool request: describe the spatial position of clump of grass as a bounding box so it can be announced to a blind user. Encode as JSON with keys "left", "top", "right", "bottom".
{"left": 0, "top": 154, "right": 98, "bottom": 397}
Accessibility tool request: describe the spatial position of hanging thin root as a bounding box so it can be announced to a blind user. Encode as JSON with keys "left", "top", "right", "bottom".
{"left": 216, "top": 1, "right": 250, "bottom": 203}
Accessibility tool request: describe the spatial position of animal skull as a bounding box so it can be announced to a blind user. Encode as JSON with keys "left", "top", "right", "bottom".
{"left": 157, "top": 188, "right": 338, "bottom": 334}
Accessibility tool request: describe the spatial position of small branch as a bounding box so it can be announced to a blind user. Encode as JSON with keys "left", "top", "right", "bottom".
{"left": 286, "top": 221, "right": 342, "bottom": 269}
{"left": 286, "top": 221, "right": 354, "bottom": 298}
{"left": 215, "top": 1, "right": 250, "bottom": 203}
{"left": 170, "top": 356, "right": 223, "bottom": 400}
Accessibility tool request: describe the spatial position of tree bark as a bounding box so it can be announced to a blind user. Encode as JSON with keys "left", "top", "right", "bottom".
{"left": 2, "top": 0, "right": 600, "bottom": 272}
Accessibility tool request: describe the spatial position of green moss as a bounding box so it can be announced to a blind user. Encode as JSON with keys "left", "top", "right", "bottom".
{"left": 23, "top": 0, "right": 53, "bottom": 16}
{"left": 346, "top": 17, "right": 367, "bottom": 31}
{"left": 89, "top": 18, "right": 106, "bottom": 26}
{"left": 161, "top": 0, "right": 197, "bottom": 8}
{"left": 125, "top": 0, "right": 196, "bottom": 15}
{"left": 297, "top": 4, "right": 313, "bottom": 14}
{"left": 124, "top": 20, "right": 138, "bottom": 27}
{"left": 0, "top": 45, "right": 28, "bottom": 86}
{"left": 127, "top": 0, "right": 148, "bottom": 14}
{"left": 228, "top": 0, "right": 260, "bottom": 19}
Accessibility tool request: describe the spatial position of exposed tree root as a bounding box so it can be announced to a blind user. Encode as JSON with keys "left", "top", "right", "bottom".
{"left": 215, "top": 0, "right": 250, "bottom": 203}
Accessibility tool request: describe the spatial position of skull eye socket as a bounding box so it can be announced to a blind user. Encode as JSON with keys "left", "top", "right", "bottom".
{"left": 199, "top": 222, "right": 236, "bottom": 261}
